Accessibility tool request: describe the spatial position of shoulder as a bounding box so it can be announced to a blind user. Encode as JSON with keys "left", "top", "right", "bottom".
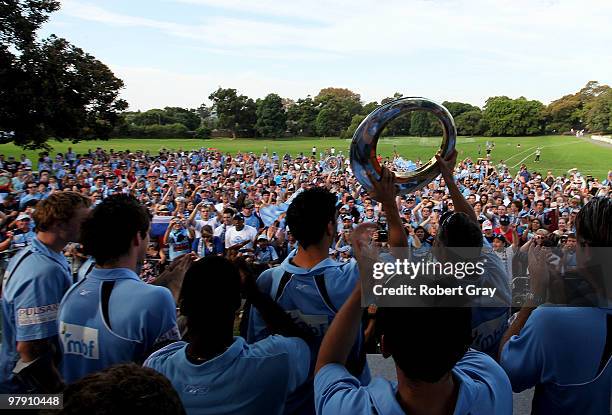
{"left": 456, "top": 349, "right": 511, "bottom": 387}
{"left": 9, "top": 251, "right": 67, "bottom": 286}
{"left": 144, "top": 341, "right": 185, "bottom": 369}
{"left": 117, "top": 280, "right": 175, "bottom": 309}
{"left": 249, "top": 335, "right": 309, "bottom": 359}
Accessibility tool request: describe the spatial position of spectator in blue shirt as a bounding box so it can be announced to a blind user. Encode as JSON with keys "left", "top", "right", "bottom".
{"left": 0, "top": 192, "right": 91, "bottom": 393}
{"left": 145, "top": 256, "right": 311, "bottom": 415}
{"left": 499, "top": 196, "right": 612, "bottom": 414}
{"left": 58, "top": 194, "right": 181, "bottom": 383}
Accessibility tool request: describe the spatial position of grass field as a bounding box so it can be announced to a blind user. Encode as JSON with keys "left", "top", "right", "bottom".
{"left": 0, "top": 135, "right": 610, "bottom": 178}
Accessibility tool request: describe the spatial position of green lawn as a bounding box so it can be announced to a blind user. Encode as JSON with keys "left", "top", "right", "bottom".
{"left": 0, "top": 135, "right": 610, "bottom": 178}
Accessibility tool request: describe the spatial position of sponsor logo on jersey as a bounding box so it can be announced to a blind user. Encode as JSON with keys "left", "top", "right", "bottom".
{"left": 60, "top": 322, "right": 99, "bottom": 359}
{"left": 17, "top": 303, "right": 59, "bottom": 326}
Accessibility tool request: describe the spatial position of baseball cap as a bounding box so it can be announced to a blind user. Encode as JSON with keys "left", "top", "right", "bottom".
{"left": 482, "top": 221, "right": 493, "bottom": 231}
{"left": 257, "top": 234, "right": 268, "bottom": 241}
{"left": 499, "top": 215, "right": 510, "bottom": 226}
{"left": 342, "top": 215, "right": 353, "bottom": 221}
{"left": 337, "top": 245, "right": 351, "bottom": 253}
{"left": 16, "top": 213, "right": 30, "bottom": 221}
{"left": 492, "top": 234, "right": 508, "bottom": 244}
{"left": 340, "top": 204, "right": 349, "bottom": 210}
{"left": 233, "top": 213, "right": 244, "bottom": 221}
{"left": 244, "top": 200, "right": 254, "bottom": 208}
{"left": 401, "top": 207, "right": 411, "bottom": 214}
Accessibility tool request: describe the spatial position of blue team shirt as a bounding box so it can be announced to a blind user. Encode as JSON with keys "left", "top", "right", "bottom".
{"left": 315, "top": 350, "right": 513, "bottom": 415}
{"left": 0, "top": 237, "right": 71, "bottom": 391}
{"left": 144, "top": 336, "right": 310, "bottom": 415}
{"left": 247, "top": 251, "right": 370, "bottom": 414}
{"left": 58, "top": 267, "right": 180, "bottom": 383}
{"left": 500, "top": 306, "right": 612, "bottom": 414}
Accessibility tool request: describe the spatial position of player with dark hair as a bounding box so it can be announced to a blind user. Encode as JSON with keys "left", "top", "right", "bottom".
{"left": 500, "top": 196, "right": 612, "bottom": 414}
{"left": 145, "top": 256, "right": 311, "bottom": 414}
{"left": 433, "top": 150, "right": 512, "bottom": 357}
{"left": 247, "top": 168, "right": 407, "bottom": 414}
{"left": 314, "top": 224, "right": 512, "bottom": 414}
{"left": 55, "top": 363, "right": 185, "bottom": 415}
{"left": 0, "top": 191, "right": 91, "bottom": 393}
{"left": 58, "top": 194, "right": 180, "bottom": 383}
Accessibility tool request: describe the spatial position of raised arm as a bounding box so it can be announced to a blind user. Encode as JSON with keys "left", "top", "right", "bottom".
{"left": 366, "top": 167, "right": 407, "bottom": 248}
{"left": 435, "top": 150, "right": 477, "bottom": 223}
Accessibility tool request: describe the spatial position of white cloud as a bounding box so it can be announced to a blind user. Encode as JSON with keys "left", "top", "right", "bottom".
{"left": 56, "top": 0, "right": 612, "bottom": 109}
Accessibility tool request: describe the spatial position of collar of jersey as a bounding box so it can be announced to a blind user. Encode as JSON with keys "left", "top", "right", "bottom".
{"left": 180, "top": 336, "right": 245, "bottom": 372}
{"left": 87, "top": 267, "right": 140, "bottom": 281}
{"left": 280, "top": 249, "right": 344, "bottom": 275}
{"left": 31, "top": 237, "right": 70, "bottom": 269}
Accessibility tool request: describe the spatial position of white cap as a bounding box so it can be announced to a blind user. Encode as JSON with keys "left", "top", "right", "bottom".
{"left": 16, "top": 213, "right": 30, "bottom": 221}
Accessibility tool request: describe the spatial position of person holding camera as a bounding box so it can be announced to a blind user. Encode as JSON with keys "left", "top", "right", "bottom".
{"left": 163, "top": 217, "right": 193, "bottom": 262}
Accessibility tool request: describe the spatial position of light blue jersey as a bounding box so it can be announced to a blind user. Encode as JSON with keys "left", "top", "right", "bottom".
{"left": 247, "top": 251, "right": 370, "bottom": 414}
{"left": 0, "top": 237, "right": 71, "bottom": 392}
{"left": 315, "top": 350, "right": 513, "bottom": 415}
{"left": 58, "top": 267, "right": 180, "bottom": 383}
{"left": 144, "top": 336, "right": 310, "bottom": 415}
{"left": 500, "top": 306, "right": 612, "bottom": 414}
{"left": 466, "top": 239, "right": 512, "bottom": 357}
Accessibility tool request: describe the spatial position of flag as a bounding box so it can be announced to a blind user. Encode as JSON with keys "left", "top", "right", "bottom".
{"left": 151, "top": 215, "right": 172, "bottom": 237}
{"left": 259, "top": 188, "right": 304, "bottom": 227}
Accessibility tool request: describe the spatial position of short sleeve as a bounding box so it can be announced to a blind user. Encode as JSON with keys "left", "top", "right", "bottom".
{"left": 13, "top": 267, "right": 68, "bottom": 341}
{"left": 144, "top": 287, "right": 180, "bottom": 351}
{"left": 257, "top": 336, "right": 310, "bottom": 393}
{"left": 499, "top": 309, "right": 546, "bottom": 392}
{"left": 314, "top": 363, "right": 372, "bottom": 415}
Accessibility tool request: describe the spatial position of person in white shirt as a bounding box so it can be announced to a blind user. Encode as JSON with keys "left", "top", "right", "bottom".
{"left": 225, "top": 213, "right": 257, "bottom": 251}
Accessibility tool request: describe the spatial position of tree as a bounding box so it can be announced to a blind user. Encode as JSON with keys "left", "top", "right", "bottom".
{"left": 442, "top": 101, "right": 480, "bottom": 119}
{"left": 362, "top": 101, "right": 379, "bottom": 115}
{"left": 543, "top": 94, "right": 583, "bottom": 133}
{"left": 408, "top": 112, "right": 441, "bottom": 137}
{"left": 315, "top": 87, "right": 361, "bottom": 103}
{"left": 455, "top": 110, "right": 485, "bottom": 136}
{"left": 381, "top": 92, "right": 403, "bottom": 105}
{"left": 315, "top": 87, "right": 363, "bottom": 128}
{"left": 315, "top": 98, "right": 351, "bottom": 136}
{"left": 208, "top": 88, "right": 256, "bottom": 138}
{"left": 286, "top": 96, "right": 318, "bottom": 136}
{"left": 255, "top": 93, "right": 287, "bottom": 137}
{"left": 0, "top": 1, "right": 127, "bottom": 149}
{"left": 340, "top": 114, "right": 366, "bottom": 139}
{"left": 543, "top": 81, "right": 611, "bottom": 133}
{"left": 482, "top": 96, "right": 544, "bottom": 136}
{"left": 163, "top": 107, "right": 200, "bottom": 130}
{"left": 584, "top": 89, "right": 612, "bottom": 133}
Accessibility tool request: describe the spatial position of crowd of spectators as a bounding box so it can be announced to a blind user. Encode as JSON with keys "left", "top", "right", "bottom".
{"left": 0, "top": 144, "right": 610, "bottom": 414}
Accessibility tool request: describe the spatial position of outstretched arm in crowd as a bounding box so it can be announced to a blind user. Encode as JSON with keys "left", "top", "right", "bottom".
{"left": 498, "top": 244, "right": 550, "bottom": 360}
{"left": 435, "top": 149, "right": 478, "bottom": 223}
{"left": 315, "top": 224, "right": 376, "bottom": 373}
{"left": 366, "top": 167, "right": 407, "bottom": 248}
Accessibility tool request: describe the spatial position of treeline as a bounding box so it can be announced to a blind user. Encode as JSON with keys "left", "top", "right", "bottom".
{"left": 114, "top": 81, "right": 612, "bottom": 139}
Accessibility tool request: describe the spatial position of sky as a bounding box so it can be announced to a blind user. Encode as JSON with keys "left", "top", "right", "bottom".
{"left": 39, "top": 0, "right": 612, "bottom": 111}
